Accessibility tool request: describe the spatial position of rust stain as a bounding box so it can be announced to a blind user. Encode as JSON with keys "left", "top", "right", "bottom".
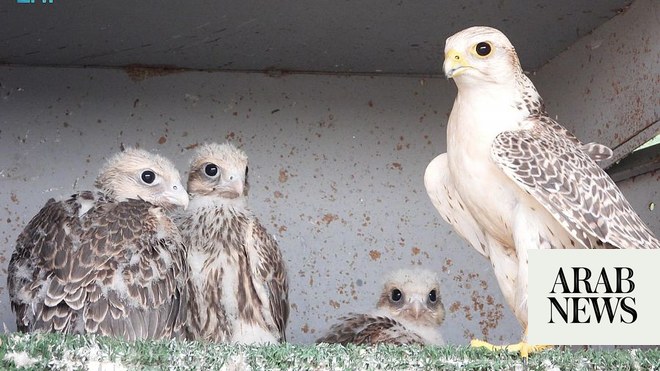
{"left": 472, "top": 289, "right": 504, "bottom": 339}
{"left": 361, "top": 214, "right": 371, "bottom": 227}
{"left": 389, "top": 162, "right": 403, "bottom": 171}
{"left": 369, "top": 250, "right": 381, "bottom": 261}
{"left": 10, "top": 193, "right": 19, "bottom": 204}
{"left": 463, "top": 305, "right": 473, "bottom": 320}
{"left": 278, "top": 225, "right": 287, "bottom": 234}
{"left": 123, "top": 65, "right": 187, "bottom": 82}
{"left": 454, "top": 269, "right": 504, "bottom": 341}
{"left": 185, "top": 143, "right": 200, "bottom": 150}
{"left": 226, "top": 132, "right": 236, "bottom": 140}
{"left": 301, "top": 323, "right": 310, "bottom": 333}
{"left": 395, "top": 136, "right": 411, "bottom": 151}
{"left": 321, "top": 213, "right": 338, "bottom": 225}
{"left": 411, "top": 247, "right": 420, "bottom": 256}
{"left": 157, "top": 136, "right": 167, "bottom": 144}
{"left": 274, "top": 191, "right": 283, "bottom": 199}
{"left": 279, "top": 169, "right": 289, "bottom": 183}
{"left": 329, "top": 300, "right": 340, "bottom": 309}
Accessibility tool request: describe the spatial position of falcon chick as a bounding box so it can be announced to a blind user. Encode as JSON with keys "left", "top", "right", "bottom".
{"left": 316, "top": 268, "right": 445, "bottom": 346}
{"left": 177, "top": 142, "right": 289, "bottom": 344}
{"left": 424, "top": 26, "right": 659, "bottom": 355}
{"left": 8, "top": 148, "right": 189, "bottom": 340}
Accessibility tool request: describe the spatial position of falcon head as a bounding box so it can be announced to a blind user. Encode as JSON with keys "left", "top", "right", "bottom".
{"left": 376, "top": 268, "right": 445, "bottom": 327}
{"left": 443, "top": 26, "right": 522, "bottom": 86}
{"left": 186, "top": 142, "right": 249, "bottom": 201}
{"left": 95, "top": 148, "right": 189, "bottom": 210}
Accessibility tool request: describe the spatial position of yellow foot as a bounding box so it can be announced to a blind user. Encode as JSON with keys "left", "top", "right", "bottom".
{"left": 470, "top": 339, "right": 551, "bottom": 359}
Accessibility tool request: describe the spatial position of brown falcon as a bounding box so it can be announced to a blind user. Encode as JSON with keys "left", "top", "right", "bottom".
{"left": 177, "top": 142, "right": 289, "bottom": 343}
{"left": 7, "top": 148, "right": 189, "bottom": 340}
{"left": 424, "top": 26, "right": 660, "bottom": 356}
{"left": 316, "top": 268, "right": 445, "bottom": 345}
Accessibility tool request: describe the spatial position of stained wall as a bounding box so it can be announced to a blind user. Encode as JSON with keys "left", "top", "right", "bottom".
{"left": 0, "top": 0, "right": 657, "bottom": 345}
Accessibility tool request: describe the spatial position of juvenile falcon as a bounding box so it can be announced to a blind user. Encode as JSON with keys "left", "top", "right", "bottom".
{"left": 8, "top": 148, "right": 189, "bottom": 340}
{"left": 424, "top": 26, "right": 660, "bottom": 356}
{"left": 177, "top": 142, "right": 289, "bottom": 343}
{"left": 316, "top": 268, "right": 445, "bottom": 345}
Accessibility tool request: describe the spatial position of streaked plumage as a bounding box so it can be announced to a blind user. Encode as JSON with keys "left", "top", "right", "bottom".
{"left": 177, "top": 142, "right": 289, "bottom": 343}
{"left": 424, "top": 26, "right": 659, "bottom": 340}
{"left": 8, "top": 148, "right": 189, "bottom": 340}
{"left": 316, "top": 268, "right": 445, "bottom": 346}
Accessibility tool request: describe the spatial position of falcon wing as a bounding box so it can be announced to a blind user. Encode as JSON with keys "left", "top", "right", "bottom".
{"left": 491, "top": 115, "right": 659, "bottom": 249}
{"left": 425, "top": 153, "right": 521, "bottom": 312}
{"left": 544, "top": 118, "right": 613, "bottom": 161}
{"left": 76, "top": 198, "right": 187, "bottom": 340}
{"left": 248, "top": 218, "right": 289, "bottom": 341}
{"left": 581, "top": 142, "right": 613, "bottom": 162}
{"left": 8, "top": 192, "right": 90, "bottom": 332}
{"left": 9, "top": 193, "right": 187, "bottom": 340}
{"left": 424, "top": 153, "right": 490, "bottom": 257}
{"left": 316, "top": 313, "right": 425, "bottom": 345}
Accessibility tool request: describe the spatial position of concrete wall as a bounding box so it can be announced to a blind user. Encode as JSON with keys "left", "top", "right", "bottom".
{"left": 0, "top": 66, "right": 521, "bottom": 344}
{"left": 0, "top": 0, "right": 656, "bottom": 346}
{"left": 533, "top": 0, "right": 659, "bottom": 168}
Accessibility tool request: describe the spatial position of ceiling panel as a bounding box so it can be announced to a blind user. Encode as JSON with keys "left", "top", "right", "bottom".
{"left": 0, "top": 0, "right": 633, "bottom": 74}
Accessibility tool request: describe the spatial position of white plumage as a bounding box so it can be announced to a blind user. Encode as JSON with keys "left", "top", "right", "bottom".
{"left": 424, "top": 26, "right": 659, "bottom": 347}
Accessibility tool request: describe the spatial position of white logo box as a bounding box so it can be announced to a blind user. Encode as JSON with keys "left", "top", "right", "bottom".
{"left": 528, "top": 249, "right": 660, "bottom": 345}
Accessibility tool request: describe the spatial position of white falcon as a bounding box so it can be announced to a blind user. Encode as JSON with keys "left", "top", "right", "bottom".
{"left": 177, "top": 142, "right": 289, "bottom": 344}
{"left": 424, "top": 26, "right": 659, "bottom": 355}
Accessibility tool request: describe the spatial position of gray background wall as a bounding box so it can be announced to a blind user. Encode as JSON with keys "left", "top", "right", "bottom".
{"left": 1, "top": 0, "right": 657, "bottom": 345}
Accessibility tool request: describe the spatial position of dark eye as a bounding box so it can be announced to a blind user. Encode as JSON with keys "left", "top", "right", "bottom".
{"left": 204, "top": 163, "right": 219, "bottom": 177}
{"left": 390, "top": 289, "right": 402, "bottom": 302}
{"left": 141, "top": 170, "right": 156, "bottom": 184}
{"left": 476, "top": 42, "right": 492, "bottom": 56}
{"left": 245, "top": 166, "right": 249, "bottom": 178}
{"left": 428, "top": 289, "right": 437, "bottom": 303}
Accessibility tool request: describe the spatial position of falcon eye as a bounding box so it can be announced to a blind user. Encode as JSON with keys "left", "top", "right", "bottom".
{"left": 390, "top": 288, "right": 402, "bottom": 302}
{"left": 204, "top": 163, "right": 219, "bottom": 177}
{"left": 428, "top": 289, "right": 437, "bottom": 303}
{"left": 475, "top": 42, "right": 492, "bottom": 57}
{"left": 141, "top": 170, "right": 156, "bottom": 184}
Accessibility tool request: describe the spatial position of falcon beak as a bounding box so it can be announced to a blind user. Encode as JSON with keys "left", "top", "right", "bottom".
{"left": 164, "top": 180, "right": 190, "bottom": 209}
{"left": 218, "top": 178, "right": 244, "bottom": 199}
{"left": 444, "top": 49, "right": 469, "bottom": 78}
{"left": 406, "top": 299, "right": 427, "bottom": 320}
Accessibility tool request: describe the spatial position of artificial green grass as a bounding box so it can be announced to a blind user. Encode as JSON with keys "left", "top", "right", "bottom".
{"left": 1, "top": 333, "right": 658, "bottom": 370}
